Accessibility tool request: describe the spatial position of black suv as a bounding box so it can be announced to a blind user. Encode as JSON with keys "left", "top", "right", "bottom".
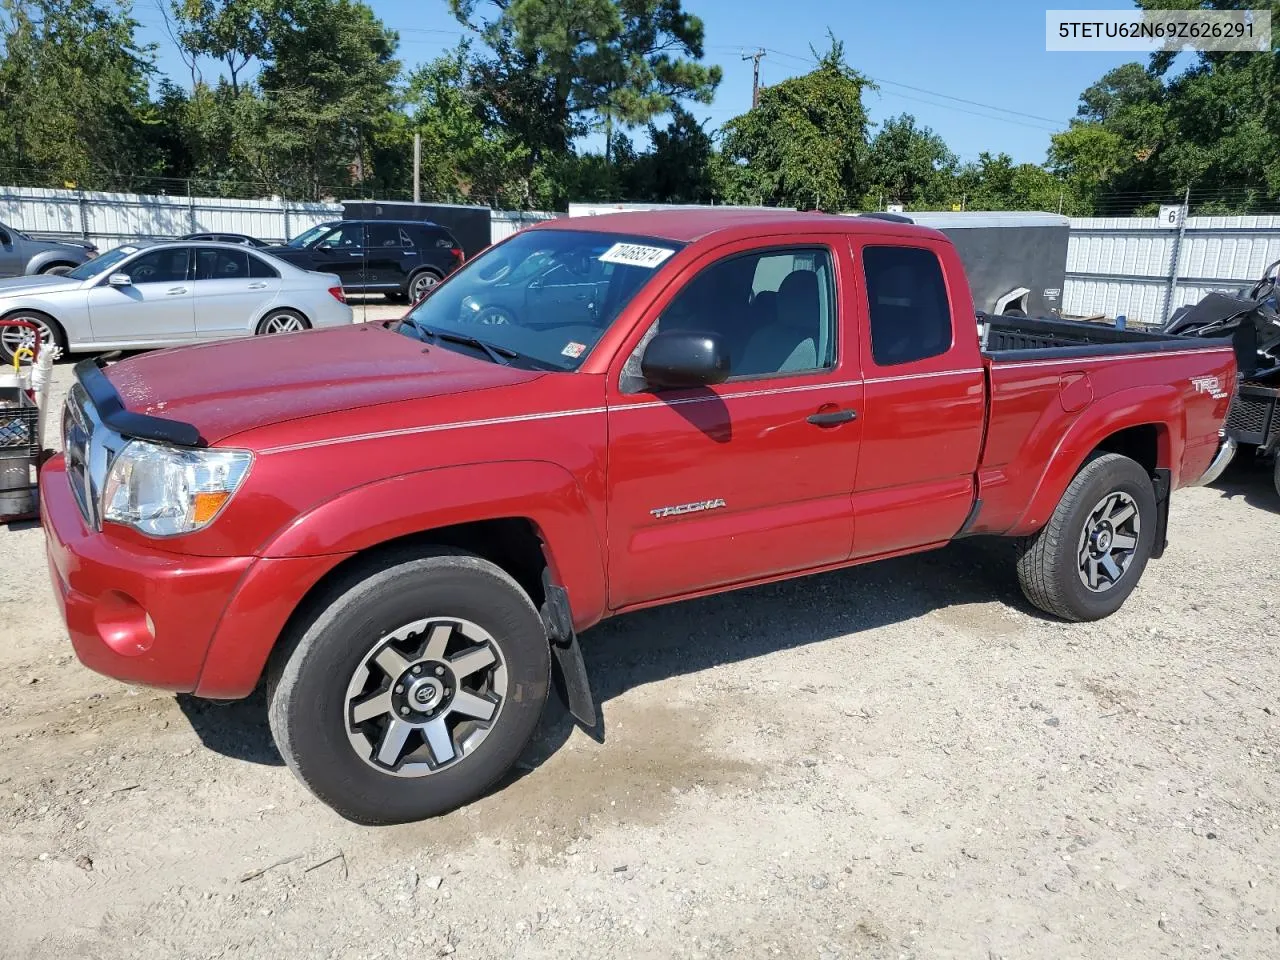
{"left": 264, "top": 220, "right": 465, "bottom": 301}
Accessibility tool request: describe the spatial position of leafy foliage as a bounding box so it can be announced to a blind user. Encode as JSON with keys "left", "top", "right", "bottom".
{"left": 720, "top": 37, "right": 873, "bottom": 209}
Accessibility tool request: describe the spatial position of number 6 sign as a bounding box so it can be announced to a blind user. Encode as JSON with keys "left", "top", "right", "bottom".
{"left": 1159, "top": 204, "right": 1185, "bottom": 229}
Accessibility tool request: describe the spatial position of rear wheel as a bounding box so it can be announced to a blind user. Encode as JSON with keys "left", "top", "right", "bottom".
{"left": 1016, "top": 453, "right": 1156, "bottom": 621}
{"left": 408, "top": 269, "right": 442, "bottom": 303}
{"left": 0, "top": 309, "right": 66, "bottom": 365}
{"left": 256, "top": 309, "right": 310, "bottom": 335}
{"left": 267, "top": 548, "right": 550, "bottom": 824}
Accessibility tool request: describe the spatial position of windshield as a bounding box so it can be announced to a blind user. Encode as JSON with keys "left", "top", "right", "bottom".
{"left": 66, "top": 246, "right": 135, "bottom": 281}
{"left": 286, "top": 223, "right": 334, "bottom": 248}
{"left": 398, "top": 229, "right": 682, "bottom": 371}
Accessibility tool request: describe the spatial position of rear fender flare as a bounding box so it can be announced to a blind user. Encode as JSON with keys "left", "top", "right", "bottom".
{"left": 260, "top": 460, "right": 609, "bottom": 630}
{"left": 1009, "top": 384, "right": 1183, "bottom": 536}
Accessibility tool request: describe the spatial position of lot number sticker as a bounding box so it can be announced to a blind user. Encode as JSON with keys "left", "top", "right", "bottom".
{"left": 599, "top": 242, "right": 676, "bottom": 269}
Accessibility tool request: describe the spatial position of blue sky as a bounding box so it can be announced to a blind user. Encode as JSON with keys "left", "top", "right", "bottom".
{"left": 130, "top": 0, "right": 1148, "bottom": 165}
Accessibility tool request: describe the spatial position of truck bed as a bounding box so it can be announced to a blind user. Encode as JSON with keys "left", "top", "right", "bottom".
{"left": 978, "top": 312, "right": 1222, "bottom": 359}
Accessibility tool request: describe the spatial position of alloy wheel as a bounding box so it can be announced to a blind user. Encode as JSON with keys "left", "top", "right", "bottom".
{"left": 1076, "top": 491, "right": 1141, "bottom": 592}
{"left": 344, "top": 617, "right": 508, "bottom": 777}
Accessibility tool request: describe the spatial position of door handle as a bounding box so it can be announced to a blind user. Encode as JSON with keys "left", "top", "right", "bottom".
{"left": 248, "top": 282, "right": 267, "bottom": 289}
{"left": 166, "top": 286, "right": 187, "bottom": 295}
{"left": 349, "top": 252, "right": 364, "bottom": 257}
{"left": 807, "top": 408, "right": 858, "bottom": 426}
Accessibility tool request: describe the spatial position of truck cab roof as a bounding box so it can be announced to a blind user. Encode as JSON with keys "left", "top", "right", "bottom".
{"left": 537, "top": 208, "right": 948, "bottom": 245}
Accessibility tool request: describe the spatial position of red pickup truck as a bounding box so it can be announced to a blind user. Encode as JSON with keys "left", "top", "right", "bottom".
{"left": 42, "top": 210, "right": 1235, "bottom": 824}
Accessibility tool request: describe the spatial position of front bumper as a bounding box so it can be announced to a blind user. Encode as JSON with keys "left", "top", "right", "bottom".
{"left": 1190, "top": 436, "right": 1237, "bottom": 487}
{"left": 41, "top": 455, "right": 253, "bottom": 692}
{"left": 42, "top": 455, "right": 350, "bottom": 698}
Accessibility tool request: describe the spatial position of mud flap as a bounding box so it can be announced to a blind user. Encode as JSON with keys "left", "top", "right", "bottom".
{"left": 1150, "top": 468, "right": 1171, "bottom": 559}
{"left": 540, "top": 571, "right": 597, "bottom": 730}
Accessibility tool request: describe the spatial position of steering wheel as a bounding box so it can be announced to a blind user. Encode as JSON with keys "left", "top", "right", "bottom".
{"left": 1249, "top": 259, "right": 1280, "bottom": 301}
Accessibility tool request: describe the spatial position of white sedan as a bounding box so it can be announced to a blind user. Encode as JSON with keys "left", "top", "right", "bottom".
{"left": 0, "top": 240, "right": 354, "bottom": 363}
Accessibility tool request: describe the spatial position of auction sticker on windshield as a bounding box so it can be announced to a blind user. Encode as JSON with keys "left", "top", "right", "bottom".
{"left": 599, "top": 242, "right": 676, "bottom": 269}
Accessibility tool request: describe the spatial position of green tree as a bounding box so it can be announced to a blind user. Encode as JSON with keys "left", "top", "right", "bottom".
{"left": 448, "top": 0, "right": 721, "bottom": 161}
{"left": 0, "top": 0, "right": 160, "bottom": 186}
{"left": 719, "top": 37, "right": 873, "bottom": 209}
{"left": 862, "top": 113, "right": 957, "bottom": 209}
{"left": 1048, "top": 1, "right": 1280, "bottom": 214}
{"left": 403, "top": 43, "right": 532, "bottom": 206}
{"left": 627, "top": 106, "right": 718, "bottom": 203}
{"left": 170, "top": 0, "right": 269, "bottom": 95}
{"left": 254, "top": 0, "right": 401, "bottom": 197}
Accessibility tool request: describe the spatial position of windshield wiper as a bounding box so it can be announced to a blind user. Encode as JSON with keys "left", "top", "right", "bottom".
{"left": 403, "top": 319, "right": 518, "bottom": 366}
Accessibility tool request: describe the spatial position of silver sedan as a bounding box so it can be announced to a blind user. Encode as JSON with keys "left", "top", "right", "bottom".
{"left": 0, "top": 240, "right": 354, "bottom": 362}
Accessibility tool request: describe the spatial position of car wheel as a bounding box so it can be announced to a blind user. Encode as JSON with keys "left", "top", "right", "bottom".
{"left": 1001, "top": 307, "right": 1027, "bottom": 318}
{"left": 475, "top": 306, "right": 514, "bottom": 326}
{"left": 256, "top": 309, "right": 310, "bottom": 335}
{"left": 409, "top": 270, "right": 442, "bottom": 302}
{"left": 266, "top": 548, "right": 551, "bottom": 824}
{"left": 1273, "top": 455, "right": 1280, "bottom": 501}
{"left": 40, "top": 264, "right": 75, "bottom": 276}
{"left": 1015, "top": 453, "right": 1156, "bottom": 622}
{"left": 0, "top": 309, "right": 67, "bottom": 365}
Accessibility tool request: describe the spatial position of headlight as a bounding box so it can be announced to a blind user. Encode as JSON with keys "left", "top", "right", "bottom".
{"left": 101, "top": 441, "right": 252, "bottom": 537}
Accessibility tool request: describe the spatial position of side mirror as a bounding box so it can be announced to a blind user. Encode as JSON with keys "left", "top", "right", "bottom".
{"left": 108, "top": 273, "right": 132, "bottom": 287}
{"left": 640, "top": 330, "right": 730, "bottom": 389}
{"left": 0, "top": 229, "right": 10, "bottom": 245}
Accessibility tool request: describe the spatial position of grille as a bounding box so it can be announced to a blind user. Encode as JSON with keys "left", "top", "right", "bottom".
{"left": 63, "top": 384, "right": 94, "bottom": 524}
{"left": 0, "top": 407, "right": 39, "bottom": 458}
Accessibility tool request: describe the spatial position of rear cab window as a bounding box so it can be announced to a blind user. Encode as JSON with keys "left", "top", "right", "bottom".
{"left": 860, "top": 245, "right": 954, "bottom": 368}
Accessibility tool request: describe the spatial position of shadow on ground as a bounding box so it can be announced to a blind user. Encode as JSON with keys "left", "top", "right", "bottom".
{"left": 1211, "top": 455, "right": 1278, "bottom": 513}
{"left": 176, "top": 537, "right": 1023, "bottom": 772}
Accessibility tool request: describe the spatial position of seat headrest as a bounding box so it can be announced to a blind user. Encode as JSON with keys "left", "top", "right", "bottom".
{"left": 777, "top": 270, "right": 820, "bottom": 331}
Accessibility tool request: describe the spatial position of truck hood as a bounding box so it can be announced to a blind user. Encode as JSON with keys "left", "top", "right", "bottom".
{"left": 103, "top": 324, "right": 545, "bottom": 445}
{"left": 0, "top": 274, "right": 83, "bottom": 297}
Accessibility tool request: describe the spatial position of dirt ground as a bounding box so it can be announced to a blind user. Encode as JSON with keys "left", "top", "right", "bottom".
{"left": 2, "top": 360, "right": 1278, "bottom": 960}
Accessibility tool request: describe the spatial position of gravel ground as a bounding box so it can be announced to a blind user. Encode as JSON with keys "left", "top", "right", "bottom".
{"left": 1, "top": 360, "right": 1278, "bottom": 960}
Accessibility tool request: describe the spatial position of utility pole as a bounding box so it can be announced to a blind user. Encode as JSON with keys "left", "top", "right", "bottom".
{"left": 413, "top": 133, "right": 421, "bottom": 204}
{"left": 742, "top": 48, "right": 766, "bottom": 108}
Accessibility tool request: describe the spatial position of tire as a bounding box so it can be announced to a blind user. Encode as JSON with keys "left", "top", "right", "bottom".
{"left": 0, "top": 308, "right": 67, "bottom": 365}
{"left": 40, "top": 263, "right": 75, "bottom": 276}
{"left": 255, "top": 309, "right": 310, "bottom": 335}
{"left": 1273, "top": 456, "right": 1280, "bottom": 501}
{"left": 1015, "top": 453, "right": 1157, "bottom": 622}
{"left": 267, "top": 548, "right": 550, "bottom": 824}
{"left": 408, "top": 269, "right": 442, "bottom": 303}
{"left": 1002, "top": 307, "right": 1027, "bottom": 318}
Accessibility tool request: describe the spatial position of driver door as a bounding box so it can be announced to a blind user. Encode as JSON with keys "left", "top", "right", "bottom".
{"left": 309, "top": 223, "right": 367, "bottom": 290}
{"left": 604, "top": 238, "right": 863, "bottom": 608}
{"left": 85, "top": 246, "right": 196, "bottom": 344}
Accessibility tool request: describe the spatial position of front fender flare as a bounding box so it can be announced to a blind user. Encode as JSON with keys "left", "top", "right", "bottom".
{"left": 25, "top": 250, "right": 81, "bottom": 274}
{"left": 260, "top": 459, "right": 609, "bottom": 630}
{"left": 1009, "top": 384, "right": 1183, "bottom": 536}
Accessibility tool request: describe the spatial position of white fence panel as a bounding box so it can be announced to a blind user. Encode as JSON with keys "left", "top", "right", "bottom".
{"left": 0, "top": 185, "right": 341, "bottom": 250}
{"left": 0, "top": 187, "right": 559, "bottom": 252}
{"left": 1064, "top": 214, "right": 1280, "bottom": 324}
{"left": 490, "top": 210, "right": 560, "bottom": 243}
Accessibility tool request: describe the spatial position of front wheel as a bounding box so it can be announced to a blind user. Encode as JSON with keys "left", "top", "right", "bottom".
{"left": 267, "top": 549, "right": 550, "bottom": 824}
{"left": 0, "top": 309, "right": 66, "bottom": 365}
{"left": 1015, "top": 453, "right": 1156, "bottom": 622}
